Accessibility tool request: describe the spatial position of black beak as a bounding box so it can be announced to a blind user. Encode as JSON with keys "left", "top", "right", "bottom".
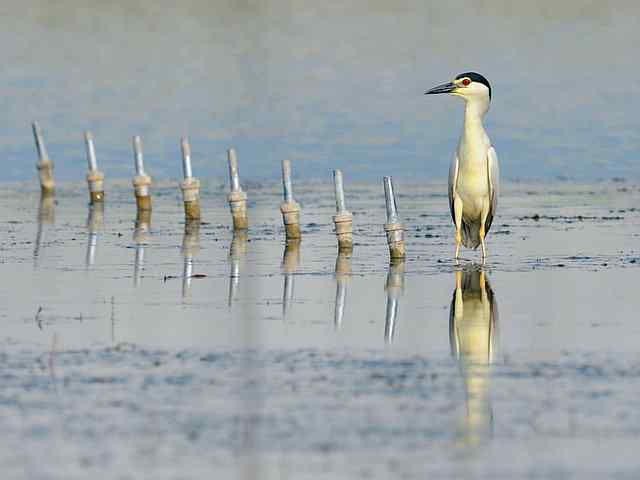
{"left": 425, "top": 81, "right": 456, "bottom": 95}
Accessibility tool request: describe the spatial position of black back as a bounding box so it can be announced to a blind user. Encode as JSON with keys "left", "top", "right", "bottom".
{"left": 455, "top": 72, "right": 491, "bottom": 99}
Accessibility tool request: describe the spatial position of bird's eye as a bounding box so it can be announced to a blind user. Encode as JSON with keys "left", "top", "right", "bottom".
{"left": 462, "top": 78, "right": 471, "bottom": 86}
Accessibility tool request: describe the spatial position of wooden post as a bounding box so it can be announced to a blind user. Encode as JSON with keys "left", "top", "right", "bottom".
{"left": 84, "top": 131, "right": 105, "bottom": 204}
{"left": 32, "top": 121, "right": 55, "bottom": 195}
{"left": 280, "top": 160, "right": 301, "bottom": 241}
{"left": 132, "top": 135, "right": 152, "bottom": 213}
{"left": 332, "top": 169, "right": 353, "bottom": 253}
{"left": 227, "top": 148, "right": 248, "bottom": 230}
{"left": 180, "top": 138, "right": 201, "bottom": 222}
{"left": 383, "top": 176, "right": 405, "bottom": 260}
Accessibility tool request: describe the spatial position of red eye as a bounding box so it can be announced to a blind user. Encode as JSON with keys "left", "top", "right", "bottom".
{"left": 462, "top": 78, "right": 471, "bottom": 86}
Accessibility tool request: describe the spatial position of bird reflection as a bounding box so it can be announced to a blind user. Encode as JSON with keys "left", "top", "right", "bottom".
{"left": 85, "top": 203, "right": 104, "bottom": 268}
{"left": 133, "top": 210, "right": 151, "bottom": 286}
{"left": 181, "top": 220, "right": 200, "bottom": 299}
{"left": 334, "top": 252, "right": 352, "bottom": 329}
{"left": 34, "top": 193, "right": 56, "bottom": 269}
{"left": 228, "top": 231, "right": 248, "bottom": 308}
{"left": 449, "top": 266, "right": 499, "bottom": 446}
{"left": 384, "top": 259, "right": 405, "bottom": 343}
{"left": 282, "top": 241, "right": 300, "bottom": 318}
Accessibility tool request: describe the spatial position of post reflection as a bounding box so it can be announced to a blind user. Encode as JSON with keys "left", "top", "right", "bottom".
{"left": 34, "top": 193, "right": 55, "bottom": 268}
{"left": 334, "top": 253, "right": 352, "bottom": 329}
{"left": 228, "top": 231, "right": 248, "bottom": 308}
{"left": 384, "top": 259, "right": 405, "bottom": 343}
{"left": 133, "top": 210, "right": 151, "bottom": 286}
{"left": 85, "top": 203, "right": 104, "bottom": 268}
{"left": 181, "top": 221, "right": 200, "bottom": 299}
{"left": 449, "top": 266, "right": 499, "bottom": 446}
{"left": 282, "top": 241, "right": 300, "bottom": 318}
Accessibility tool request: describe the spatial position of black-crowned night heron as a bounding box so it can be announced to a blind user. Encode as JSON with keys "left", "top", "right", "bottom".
{"left": 425, "top": 72, "right": 500, "bottom": 260}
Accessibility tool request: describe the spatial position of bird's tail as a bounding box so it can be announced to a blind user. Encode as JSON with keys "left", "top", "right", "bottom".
{"left": 461, "top": 218, "right": 482, "bottom": 249}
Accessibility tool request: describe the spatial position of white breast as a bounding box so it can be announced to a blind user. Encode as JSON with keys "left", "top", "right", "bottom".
{"left": 456, "top": 122, "right": 491, "bottom": 217}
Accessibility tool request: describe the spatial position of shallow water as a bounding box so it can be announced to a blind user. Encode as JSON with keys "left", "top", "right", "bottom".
{"left": 2, "top": 180, "right": 640, "bottom": 478}
{"left": 3, "top": 4, "right": 640, "bottom": 477}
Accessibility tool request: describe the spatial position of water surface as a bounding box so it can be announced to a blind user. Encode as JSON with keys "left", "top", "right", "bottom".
{"left": 1, "top": 180, "right": 640, "bottom": 478}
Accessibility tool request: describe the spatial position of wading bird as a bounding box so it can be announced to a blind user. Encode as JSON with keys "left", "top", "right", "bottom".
{"left": 425, "top": 72, "right": 499, "bottom": 260}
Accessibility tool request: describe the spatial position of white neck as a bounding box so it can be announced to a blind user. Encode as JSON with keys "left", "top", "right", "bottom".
{"left": 463, "top": 97, "right": 490, "bottom": 130}
{"left": 458, "top": 96, "right": 491, "bottom": 163}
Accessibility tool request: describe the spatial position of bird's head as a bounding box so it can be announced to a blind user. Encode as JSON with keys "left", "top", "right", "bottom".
{"left": 425, "top": 72, "right": 492, "bottom": 103}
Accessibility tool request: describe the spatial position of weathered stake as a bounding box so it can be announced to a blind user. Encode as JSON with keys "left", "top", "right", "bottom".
{"left": 180, "top": 138, "right": 201, "bottom": 221}
{"left": 280, "top": 160, "right": 301, "bottom": 241}
{"left": 132, "top": 136, "right": 152, "bottom": 212}
{"left": 332, "top": 170, "right": 353, "bottom": 253}
{"left": 131, "top": 172, "right": 151, "bottom": 285}
{"left": 32, "top": 121, "right": 55, "bottom": 195}
{"left": 227, "top": 148, "right": 248, "bottom": 230}
{"left": 180, "top": 137, "right": 200, "bottom": 222}
{"left": 84, "top": 131, "right": 105, "bottom": 204}
{"left": 383, "top": 176, "right": 405, "bottom": 260}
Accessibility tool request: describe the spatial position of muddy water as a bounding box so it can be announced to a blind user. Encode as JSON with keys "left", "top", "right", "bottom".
{"left": 1, "top": 180, "right": 640, "bottom": 478}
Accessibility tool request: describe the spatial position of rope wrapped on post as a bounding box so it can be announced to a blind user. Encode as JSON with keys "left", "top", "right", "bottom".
{"left": 383, "top": 176, "right": 405, "bottom": 260}
{"left": 227, "top": 148, "right": 248, "bottom": 230}
{"left": 84, "top": 131, "right": 105, "bottom": 204}
{"left": 280, "top": 159, "right": 301, "bottom": 241}
{"left": 132, "top": 135, "right": 152, "bottom": 213}
{"left": 180, "top": 138, "right": 201, "bottom": 222}
{"left": 32, "top": 121, "right": 55, "bottom": 195}
{"left": 332, "top": 169, "right": 353, "bottom": 253}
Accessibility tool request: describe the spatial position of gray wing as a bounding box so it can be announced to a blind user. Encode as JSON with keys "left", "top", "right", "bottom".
{"left": 485, "top": 146, "right": 500, "bottom": 233}
{"left": 448, "top": 152, "right": 460, "bottom": 223}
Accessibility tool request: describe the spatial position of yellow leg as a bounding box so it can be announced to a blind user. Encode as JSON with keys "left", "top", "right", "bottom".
{"left": 479, "top": 223, "right": 487, "bottom": 261}
{"left": 454, "top": 196, "right": 463, "bottom": 260}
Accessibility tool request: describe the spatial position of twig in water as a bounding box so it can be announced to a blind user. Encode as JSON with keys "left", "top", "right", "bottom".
{"left": 35, "top": 306, "right": 43, "bottom": 330}
{"left": 163, "top": 274, "right": 206, "bottom": 282}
